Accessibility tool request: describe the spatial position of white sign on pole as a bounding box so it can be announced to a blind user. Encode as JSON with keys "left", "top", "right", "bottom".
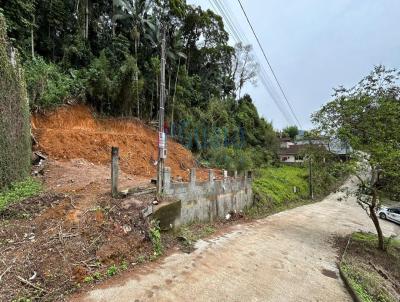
{"left": 158, "top": 132, "right": 166, "bottom": 148}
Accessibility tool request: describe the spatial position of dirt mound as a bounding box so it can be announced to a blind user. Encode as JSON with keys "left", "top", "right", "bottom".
{"left": 32, "top": 105, "right": 195, "bottom": 180}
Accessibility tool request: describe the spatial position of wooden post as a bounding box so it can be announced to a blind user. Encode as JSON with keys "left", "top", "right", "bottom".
{"left": 111, "top": 147, "right": 119, "bottom": 197}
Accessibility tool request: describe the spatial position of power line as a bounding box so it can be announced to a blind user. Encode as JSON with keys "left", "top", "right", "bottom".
{"left": 237, "top": 0, "right": 303, "bottom": 129}
{"left": 209, "top": 0, "right": 241, "bottom": 43}
{"left": 209, "top": 0, "right": 296, "bottom": 125}
{"left": 218, "top": 0, "right": 296, "bottom": 124}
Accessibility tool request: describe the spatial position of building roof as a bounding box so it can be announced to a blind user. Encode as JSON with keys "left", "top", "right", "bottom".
{"left": 278, "top": 144, "right": 327, "bottom": 156}
{"left": 278, "top": 144, "right": 305, "bottom": 156}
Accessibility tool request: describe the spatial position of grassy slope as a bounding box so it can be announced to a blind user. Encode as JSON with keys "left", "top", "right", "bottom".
{"left": 340, "top": 232, "right": 400, "bottom": 302}
{"left": 247, "top": 165, "right": 310, "bottom": 218}
{"left": 253, "top": 165, "right": 309, "bottom": 204}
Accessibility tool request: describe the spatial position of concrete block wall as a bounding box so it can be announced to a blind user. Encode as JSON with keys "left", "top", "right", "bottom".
{"left": 155, "top": 167, "right": 253, "bottom": 228}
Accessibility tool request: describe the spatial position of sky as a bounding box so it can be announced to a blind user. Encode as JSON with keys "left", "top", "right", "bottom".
{"left": 186, "top": 0, "right": 400, "bottom": 130}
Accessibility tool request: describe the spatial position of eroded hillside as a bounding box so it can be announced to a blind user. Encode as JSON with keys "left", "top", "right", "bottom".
{"left": 32, "top": 104, "right": 197, "bottom": 181}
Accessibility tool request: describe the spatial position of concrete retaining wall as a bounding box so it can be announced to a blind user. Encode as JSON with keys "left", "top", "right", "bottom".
{"left": 153, "top": 167, "right": 253, "bottom": 229}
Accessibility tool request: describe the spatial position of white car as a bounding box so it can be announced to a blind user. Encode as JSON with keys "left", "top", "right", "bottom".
{"left": 377, "top": 207, "right": 400, "bottom": 224}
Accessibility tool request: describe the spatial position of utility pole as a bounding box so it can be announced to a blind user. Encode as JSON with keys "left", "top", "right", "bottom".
{"left": 157, "top": 26, "right": 167, "bottom": 194}
{"left": 309, "top": 156, "right": 314, "bottom": 200}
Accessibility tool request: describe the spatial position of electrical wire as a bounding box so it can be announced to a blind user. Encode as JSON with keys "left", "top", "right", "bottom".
{"left": 209, "top": 0, "right": 296, "bottom": 125}
{"left": 237, "top": 0, "right": 302, "bottom": 128}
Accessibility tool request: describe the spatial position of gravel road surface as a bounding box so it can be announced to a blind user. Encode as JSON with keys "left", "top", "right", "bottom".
{"left": 72, "top": 178, "right": 400, "bottom": 302}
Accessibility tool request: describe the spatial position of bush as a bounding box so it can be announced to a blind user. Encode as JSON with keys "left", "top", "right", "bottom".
{"left": 205, "top": 146, "right": 271, "bottom": 172}
{"left": 24, "top": 56, "right": 79, "bottom": 109}
{"left": 86, "top": 51, "right": 140, "bottom": 115}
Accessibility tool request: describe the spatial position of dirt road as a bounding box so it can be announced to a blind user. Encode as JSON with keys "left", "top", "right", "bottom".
{"left": 72, "top": 178, "right": 400, "bottom": 302}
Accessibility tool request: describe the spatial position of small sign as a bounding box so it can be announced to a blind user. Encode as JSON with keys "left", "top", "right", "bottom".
{"left": 160, "top": 148, "right": 167, "bottom": 159}
{"left": 158, "top": 131, "right": 166, "bottom": 148}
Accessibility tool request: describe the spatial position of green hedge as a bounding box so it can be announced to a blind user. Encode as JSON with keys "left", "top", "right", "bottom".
{"left": 0, "top": 13, "right": 31, "bottom": 189}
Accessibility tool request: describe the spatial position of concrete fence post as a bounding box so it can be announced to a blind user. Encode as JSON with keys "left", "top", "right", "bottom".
{"left": 190, "top": 168, "right": 196, "bottom": 183}
{"left": 111, "top": 146, "right": 119, "bottom": 197}
{"left": 234, "top": 170, "right": 238, "bottom": 179}
{"left": 223, "top": 170, "right": 228, "bottom": 180}
{"left": 208, "top": 169, "right": 214, "bottom": 183}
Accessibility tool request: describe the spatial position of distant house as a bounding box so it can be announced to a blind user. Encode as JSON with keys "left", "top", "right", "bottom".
{"left": 278, "top": 136, "right": 351, "bottom": 163}
{"left": 278, "top": 144, "right": 306, "bottom": 163}
{"left": 279, "top": 137, "right": 295, "bottom": 149}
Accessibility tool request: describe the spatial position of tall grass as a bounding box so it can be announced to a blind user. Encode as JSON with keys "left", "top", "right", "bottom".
{"left": 253, "top": 165, "right": 309, "bottom": 205}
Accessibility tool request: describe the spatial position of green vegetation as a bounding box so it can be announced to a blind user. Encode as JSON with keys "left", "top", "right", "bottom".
{"left": 106, "top": 264, "right": 118, "bottom": 277}
{"left": 0, "top": 13, "right": 31, "bottom": 190}
{"left": 340, "top": 232, "right": 400, "bottom": 302}
{"left": 301, "top": 144, "right": 355, "bottom": 196}
{"left": 313, "top": 66, "right": 400, "bottom": 250}
{"left": 249, "top": 161, "right": 351, "bottom": 218}
{"left": 177, "top": 224, "right": 216, "bottom": 249}
{"left": 24, "top": 57, "right": 84, "bottom": 109}
{"left": 120, "top": 261, "right": 129, "bottom": 271}
{"left": 0, "top": 178, "right": 42, "bottom": 210}
{"left": 253, "top": 166, "right": 308, "bottom": 205}
{"left": 248, "top": 165, "right": 309, "bottom": 218}
{"left": 282, "top": 125, "right": 299, "bottom": 140}
{"left": 149, "top": 220, "right": 163, "bottom": 257}
{"left": 0, "top": 1, "right": 278, "bottom": 171}
{"left": 136, "top": 255, "right": 146, "bottom": 264}
{"left": 84, "top": 271, "right": 102, "bottom": 283}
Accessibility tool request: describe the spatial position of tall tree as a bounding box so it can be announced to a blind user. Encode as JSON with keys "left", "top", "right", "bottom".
{"left": 283, "top": 125, "right": 299, "bottom": 140}
{"left": 231, "top": 42, "right": 258, "bottom": 99}
{"left": 312, "top": 65, "right": 400, "bottom": 250}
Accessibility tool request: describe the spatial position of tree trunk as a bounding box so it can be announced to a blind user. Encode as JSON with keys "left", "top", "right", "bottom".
{"left": 85, "top": 0, "right": 89, "bottom": 40}
{"left": 135, "top": 41, "right": 139, "bottom": 117}
{"left": 31, "top": 15, "right": 35, "bottom": 59}
{"left": 112, "top": 3, "right": 116, "bottom": 36}
{"left": 370, "top": 189, "right": 385, "bottom": 250}
{"left": 170, "top": 57, "right": 181, "bottom": 137}
{"left": 150, "top": 83, "right": 154, "bottom": 120}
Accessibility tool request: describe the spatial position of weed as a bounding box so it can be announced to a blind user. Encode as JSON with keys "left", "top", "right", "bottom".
{"left": 106, "top": 264, "right": 118, "bottom": 277}
{"left": 0, "top": 178, "right": 42, "bottom": 210}
{"left": 83, "top": 276, "right": 94, "bottom": 283}
{"left": 92, "top": 272, "right": 101, "bottom": 280}
{"left": 176, "top": 224, "right": 216, "bottom": 253}
{"left": 149, "top": 220, "right": 163, "bottom": 257}
{"left": 84, "top": 271, "right": 102, "bottom": 283}
{"left": 202, "top": 225, "right": 216, "bottom": 236}
{"left": 120, "top": 261, "right": 128, "bottom": 271}
{"left": 136, "top": 255, "right": 146, "bottom": 263}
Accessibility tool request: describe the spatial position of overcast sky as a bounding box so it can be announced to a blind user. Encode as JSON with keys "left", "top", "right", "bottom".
{"left": 187, "top": 0, "right": 400, "bottom": 130}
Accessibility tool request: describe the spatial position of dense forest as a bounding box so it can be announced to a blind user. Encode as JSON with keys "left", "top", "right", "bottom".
{"left": 0, "top": 0, "right": 279, "bottom": 171}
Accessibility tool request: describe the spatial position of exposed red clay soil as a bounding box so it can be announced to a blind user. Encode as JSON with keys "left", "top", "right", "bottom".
{"left": 0, "top": 104, "right": 227, "bottom": 301}
{"left": 32, "top": 104, "right": 207, "bottom": 181}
